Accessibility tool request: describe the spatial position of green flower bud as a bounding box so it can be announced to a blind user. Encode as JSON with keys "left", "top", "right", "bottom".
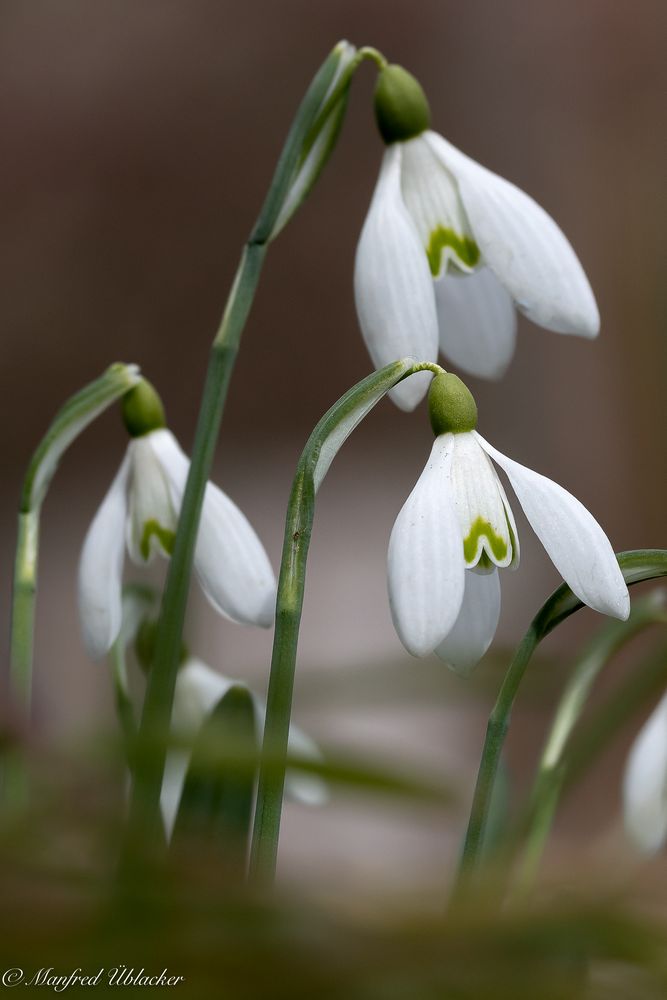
{"left": 428, "top": 373, "right": 478, "bottom": 436}
{"left": 374, "top": 64, "right": 431, "bottom": 144}
{"left": 122, "top": 379, "right": 166, "bottom": 438}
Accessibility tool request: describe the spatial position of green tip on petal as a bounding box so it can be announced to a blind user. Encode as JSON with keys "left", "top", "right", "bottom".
{"left": 374, "top": 64, "right": 430, "bottom": 144}
{"left": 428, "top": 373, "right": 478, "bottom": 436}
{"left": 122, "top": 379, "right": 166, "bottom": 438}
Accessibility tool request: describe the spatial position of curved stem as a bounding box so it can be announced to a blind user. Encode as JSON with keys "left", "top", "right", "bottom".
{"left": 452, "top": 551, "right": 667, "bottom": 899}
{"left": 248, "top": 360, "right": 425, "bottom": 883}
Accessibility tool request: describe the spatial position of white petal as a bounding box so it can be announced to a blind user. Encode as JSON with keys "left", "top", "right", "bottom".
{"left": 449, "top": 433, "right": 516, "bottom": 569}
{"left": 426, "top": 132, "right": 600, "bottom": 337}
{"left": 284, "top": 724, "right": 329, "bottom": 807}
{"left": 388, "top": 435, "right": 466, "bottom": 656}
{"left": 354, "top": 145, "right": 438, "bottom": 411}
{"left": 150, "top": 430, "right": 277, "bottom": 628}
{"left": 477, "top": 433, "right": 629, "bottom": 619}
{"left": 624, "top": 692, "right": 667, "bottom": 854}
{"left": 250, "top": 700, "right": 328, "bottom": 807}
{"left": 435, "top": 568, "right": 501, "bottom": 676}
{"left": 78, "top": 454, "right": 130, "bottom": 659}
{"left": 434, "top": 267, "right": 517, "bottom": 379}
{"left": 400, "top": 134, "right": 479, "bottom": 275}
{"left": 171, "top": 657, "right": 236, "bottom": 734}
{"left": 126, "top": 434, "right": 177, "bottom": 564}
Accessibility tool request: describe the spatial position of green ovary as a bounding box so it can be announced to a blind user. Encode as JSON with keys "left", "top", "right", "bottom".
{"left": 140, "top": 519, "right": 176, "bottom": 561}
{"left": 426, "top": 226, "right": 480, "bottom": 276}
{"left": 463, "top": 517, "right": 508, "bottom": 565}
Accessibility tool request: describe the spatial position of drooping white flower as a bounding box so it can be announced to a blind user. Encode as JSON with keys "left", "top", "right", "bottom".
{"left": 388, "top": 374, "right": 629, "bottom": 672}
{"left": 161, "top": 657, "right": 327, "bottom": 838}
{"left": 623, "top": 692, "right": 667, "bottom": 855}
{"left": 354, "top": 65, "right": 600, "bottom": 410}
{"left": 78, "top": 381, "right": 276, "bottom": 659}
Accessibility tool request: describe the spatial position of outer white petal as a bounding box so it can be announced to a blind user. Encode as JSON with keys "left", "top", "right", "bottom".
{"left": 435, "top": 568, "right": 501, "bottom": 676}
{"left": 284, "top": 723, "right": 329, "bottom": 807}
{"left": 150, "top": 430, "right": 277, "bottom": 628}
{"left": 251, "top": 704, "right": 328, "bottom": 807}
{"left": 476, "top": 432, "right": 629, "bottom": 619}
{"left": 388, "top": 435, "right": 466, "bottom": 656}
{"left": 77, "top": 454, "right": 130, "bottom": 659}
{"left": 426, "top": 132, "right": 600, "bottom": 337}
{"left": 623, "top": 692, "right": 667, "bottom": 854}
{"left": 354, "top": 145, "right": 438, "bottom": 411}
{"left": 433, "top": 268, "right": 517, "bottom": 379}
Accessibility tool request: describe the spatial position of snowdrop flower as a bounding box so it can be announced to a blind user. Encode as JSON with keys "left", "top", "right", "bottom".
{"left": 78, "top": 380, "right": 276, "bottom": 659}
{"left": 355, "top": 65, "right": 600, "bottom": 410}
{"left": 388, "top": 373, "right": 629, "bottom": 672}
{"left": 161, "top": 657, "right": 327, "bottom": 838}
{"left": 623, "top": 692, "right": 667, "bottom": 854}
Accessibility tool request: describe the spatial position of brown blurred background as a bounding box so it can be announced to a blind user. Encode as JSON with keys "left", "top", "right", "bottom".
{"left": 1, "top": 0, "right": 665, "bottom": 892}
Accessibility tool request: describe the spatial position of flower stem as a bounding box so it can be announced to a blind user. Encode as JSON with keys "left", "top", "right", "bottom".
{"left": 249, "top": 471, "right": 313, "bottom": 882}
{"left": 451, "top": 550, "right": 667, "bottom": 901}
{"left": 248, "top": 360, "right": 423, "bottom": 883}
{"left": 124, "top": 43, "right": 355, "bottom": 854}
{"left": 10, "top": 512, "right": 39, "bottom": 717}
{"left": 4, "top": 364, "right": 140, "bottom": 808}
{"left": 513, "top": 592, "right": 667, "bottom": 892}
{"left": 126, "top": 242, "right": 266, "bottom": 847}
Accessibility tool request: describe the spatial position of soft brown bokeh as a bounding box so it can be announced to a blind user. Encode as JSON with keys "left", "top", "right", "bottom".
{"left": 1, "top": 1, "right": 665, "bottom": 889}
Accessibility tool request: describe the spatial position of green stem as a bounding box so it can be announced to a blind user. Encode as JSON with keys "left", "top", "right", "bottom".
{"left": 126, "top": 243, "right": 265, "bottom": 846}
{"left": 5, "top": 364, "right": 140, "bottom": 808}
{"left": 249, "top": 359, "right": 428, "bottom": 883}
{"left": 514, "top": 593, "right": 667, "bottom": 891}
{"left": 10, "top": 512, "right": 39, "bottom": 716}
{"left": 452, "top": 550, "right": 667, "bottom": 898}
{"left": 249, "top": 472, "right": 313, "bottom": 882}
{"left": 124, "top": 43, "right": 357, "bottom": 854}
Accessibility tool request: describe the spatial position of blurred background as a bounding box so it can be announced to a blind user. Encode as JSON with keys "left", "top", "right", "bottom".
{"left": 1, "top": 0, "right": 665, "bottom": 898}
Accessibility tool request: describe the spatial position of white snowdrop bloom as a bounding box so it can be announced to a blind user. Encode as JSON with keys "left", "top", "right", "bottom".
{"left": 161, "top": 657, "right": 327, "bottom": 839}
{"left": 623, "top": 692, "right": 667, "bottom": 855}
{"left": 354, "top": 65, "right": 599, "bottom": 410}
{"left": 388, "top": 374, "right": 629, "bottom": 673}
{"left": 78, "top": 381, "right": 276, "bottom": 659}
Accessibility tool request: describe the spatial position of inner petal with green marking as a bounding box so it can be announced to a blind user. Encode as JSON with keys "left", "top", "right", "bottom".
{"left": 426, "top": 227, "right": 480, "bottom": 277}
{"left": 127, "top": 435, "right": 178, "bottom": 564}
{"left": 400, "top": 135, "right": 480, "bottom": 277}
{"left": 463, "top": 516, "right": 510, "bottom": 566}
{"left": 449, "top": 433, "right": 517, "bottom": 570}
{"left": 139, "top": 519, "right": 176, "bottom": 561}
